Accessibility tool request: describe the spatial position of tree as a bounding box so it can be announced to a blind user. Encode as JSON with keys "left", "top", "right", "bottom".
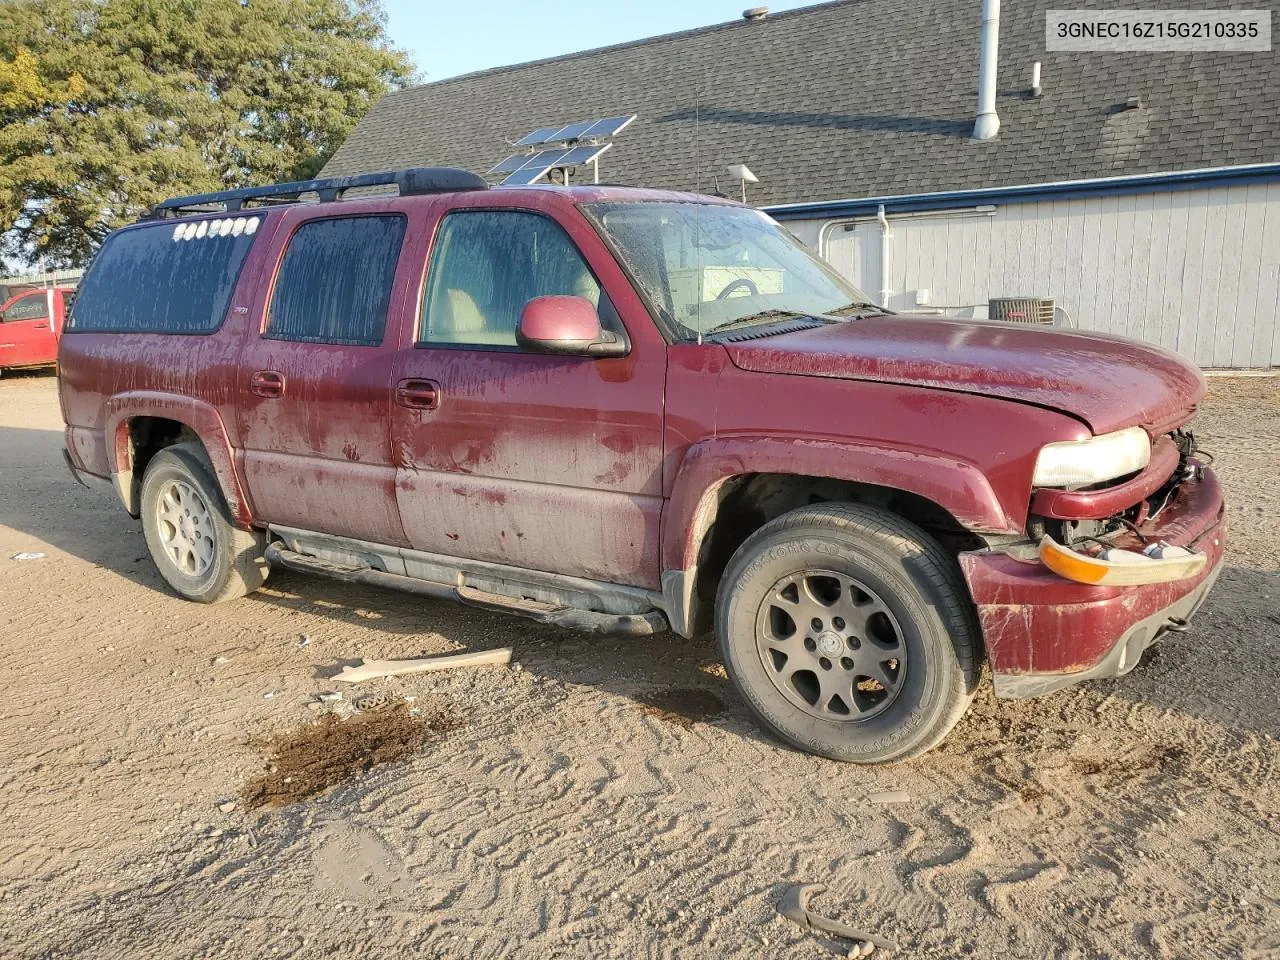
{"left": 0, "top": 0, "right": 414, "bottom": 269}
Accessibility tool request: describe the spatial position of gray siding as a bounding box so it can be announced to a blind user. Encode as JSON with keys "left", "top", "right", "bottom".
{"left": 794, "top": 184, "right": 1280, "bottom": 368}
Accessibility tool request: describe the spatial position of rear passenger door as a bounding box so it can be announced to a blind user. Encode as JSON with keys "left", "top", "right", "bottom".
{"left": 235, "top": 206, "right": 415, "bottom": 546}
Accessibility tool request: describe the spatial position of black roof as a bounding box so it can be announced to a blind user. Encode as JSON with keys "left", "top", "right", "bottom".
{"left": 321, "top": 0, "right": 1279, "bottom": 206}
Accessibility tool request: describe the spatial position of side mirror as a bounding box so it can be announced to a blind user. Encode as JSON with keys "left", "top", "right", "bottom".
{"left": 516, "top": 296, "right": 627, "bottom": 358}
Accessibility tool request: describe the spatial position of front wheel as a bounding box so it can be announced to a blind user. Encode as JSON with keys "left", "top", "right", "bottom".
{"left": 715, "top": 503, "right": 981, "bottom": 763}
{"left": 140, "top": 442, "right": 268, "bottom": 604}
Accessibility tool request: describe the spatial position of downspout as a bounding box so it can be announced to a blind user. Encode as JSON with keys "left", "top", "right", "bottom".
{"left": 876, "top": 204, "right": 892, "bottom": 307}
{"left": 815, "top": 210, "right": 893, "bottom": 307}
{"left": 973, "top": 0, "right": 1000, "bottom": 140}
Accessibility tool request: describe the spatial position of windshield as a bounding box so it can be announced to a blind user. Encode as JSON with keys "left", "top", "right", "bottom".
{"left": 582, "top": 201, "right": 876, "bottom": 338}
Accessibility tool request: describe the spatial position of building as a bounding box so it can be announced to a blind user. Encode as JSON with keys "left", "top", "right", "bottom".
{"left": 322, "top": 0, "right": 1280, "bottom": 368}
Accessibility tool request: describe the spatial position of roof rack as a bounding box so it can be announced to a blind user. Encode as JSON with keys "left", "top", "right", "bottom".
{"left": 142, "top": 167, "right": 488, "bottom": 220}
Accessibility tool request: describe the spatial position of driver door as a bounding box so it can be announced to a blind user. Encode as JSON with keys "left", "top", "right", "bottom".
{"left": 389, "top": 201, "right": 667, "bottom": 588}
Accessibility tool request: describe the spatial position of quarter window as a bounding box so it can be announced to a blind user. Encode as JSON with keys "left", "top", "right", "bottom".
{"left": 68, "top": 217, "right": 260, "bottom": 334}
{"left": 267, "top": 215, "right": 406, "bottom": 346}
{"left": 1, "top": 293, "right": 49, "bottom": 323}
{"left": 420, "top": 210, "right": 616, "bottom": 348}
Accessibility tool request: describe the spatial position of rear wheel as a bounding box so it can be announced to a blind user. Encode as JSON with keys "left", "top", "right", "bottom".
{"left": 140, "top": 442, "right": 267, "bottom": 603}
{"left": 715, "top": 503, "right": 980, "bottom": 763}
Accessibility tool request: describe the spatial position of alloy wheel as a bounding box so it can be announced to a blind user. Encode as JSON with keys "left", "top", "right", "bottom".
{"left": 754, "top": 569, "right": 906, "bottom": 720}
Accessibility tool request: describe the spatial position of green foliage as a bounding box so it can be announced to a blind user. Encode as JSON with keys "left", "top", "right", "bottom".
{"left": 0, "top": 0, "right": 414, "bottom": 269}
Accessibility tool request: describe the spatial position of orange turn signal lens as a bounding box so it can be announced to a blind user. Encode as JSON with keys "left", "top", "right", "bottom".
{"left": 1038, "top": 536, "right": 1206, "bottom": 586}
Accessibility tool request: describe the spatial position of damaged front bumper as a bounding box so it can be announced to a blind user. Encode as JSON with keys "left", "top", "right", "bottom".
{"left": 959, "top": 462, "right": 1226, "bottom": 699}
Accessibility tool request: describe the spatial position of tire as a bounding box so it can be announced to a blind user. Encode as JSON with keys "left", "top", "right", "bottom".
{"left": 715, "top": 503, "right": 981, "bottom": 763}
{"left": 139, "top": 442, "right": 268, "bottom": 604}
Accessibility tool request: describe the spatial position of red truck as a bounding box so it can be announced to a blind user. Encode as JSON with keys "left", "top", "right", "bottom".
{"left": 0, "top": 286, "right": 74, "bottom": 373}
{"left": 57, "top": 168, "right": 1225, "bottom": 763}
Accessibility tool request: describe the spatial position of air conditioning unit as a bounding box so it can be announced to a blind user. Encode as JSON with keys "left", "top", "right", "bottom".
{"left": 988, "top": 297, "right": 1055, "bottom": 325}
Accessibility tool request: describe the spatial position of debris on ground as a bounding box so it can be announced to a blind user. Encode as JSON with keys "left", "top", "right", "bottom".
{"left": 241, "top": 700, "right": 461, "bottom": 809}
{"left": 315, "top": 692, "right": 343, "bottom": 703}
{"left": 217, "top": 801, "right": 238, "bottom": 813}
{"left": 10, "top": 552, "right": 46, "bottom": 561}
{"left": 298, "top": 635, "right": 312, "bottom": 648}
{"left": 331, "top": 648, "right": 512, "bottom": 684}
{"left": 353, "top": 693, "right": 391, "bottom": 712}
{"left": 867, "top": 790, "right": 911, "bottom": 805}
{"left": 778, "top": 883, "right": 896, "bottom": 955}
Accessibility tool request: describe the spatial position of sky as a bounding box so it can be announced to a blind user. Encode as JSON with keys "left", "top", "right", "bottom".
{"left": 383, "top": 1, "right": 818, "bottom": 83}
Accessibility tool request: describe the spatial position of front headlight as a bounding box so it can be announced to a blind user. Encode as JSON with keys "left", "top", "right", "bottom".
{"left": 1032, "top": 426, "right": 1151, "bottom": 487}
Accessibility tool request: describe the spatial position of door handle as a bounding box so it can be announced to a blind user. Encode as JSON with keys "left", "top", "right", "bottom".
{"left": 396, "top": 379, "right": 440, "bottom": 410}
{"left": 250, "top": 370, "right": 286, "bottom": 398}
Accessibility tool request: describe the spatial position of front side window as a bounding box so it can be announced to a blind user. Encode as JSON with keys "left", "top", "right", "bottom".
{"left": 420, "top": 210, "right": 615, "bottom": 348}
{"left": 267, "top": 215, "right": 406, "bottom": 346}
{"left": 583, "top": 201, "right": 876, "bottom": 339}
{"left": 1, "top": 293, "right": 49, "bottom": 323}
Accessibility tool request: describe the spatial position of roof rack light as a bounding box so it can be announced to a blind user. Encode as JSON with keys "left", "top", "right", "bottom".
{"left": 143, "top": 167, "right": 488, "bottom": 221}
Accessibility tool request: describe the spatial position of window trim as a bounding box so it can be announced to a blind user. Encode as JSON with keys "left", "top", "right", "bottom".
{"left": 263, "top": 211, "right": 409, "bottom": 348}
{"left": 63, "top": 216, "right": 263, "bottom": 337}
{"left": 414, "top": 206, "right": 630, "bottom": 356}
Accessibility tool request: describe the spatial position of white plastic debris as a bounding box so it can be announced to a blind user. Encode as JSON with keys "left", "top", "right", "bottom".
{"left": 867, "top": 790, "right": 911, "bottom": 805}
{"left": 11, "top": 552, "right": 46, "bottom": 561}
{"left": 332, "top": 648, "right": 513, "bottom": 684}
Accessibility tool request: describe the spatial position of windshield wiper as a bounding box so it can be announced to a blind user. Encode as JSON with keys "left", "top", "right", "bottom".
{"left": 701, "top": 310, "right": 827, "bottom": 338}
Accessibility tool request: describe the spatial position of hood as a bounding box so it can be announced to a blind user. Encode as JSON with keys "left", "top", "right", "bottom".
{"left": 723, "top": 315, "right": 1205, "bottom": 435}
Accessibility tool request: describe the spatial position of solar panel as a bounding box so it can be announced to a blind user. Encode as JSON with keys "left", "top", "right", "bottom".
{"left": 578, "top": 115, "right": 636, "bottom": 139}
{"left": 514, "top": 126, "right": 564, "bottom": 147}
{"left": 551, "top": 120, "right": 597, "bottom": 141}
{"left": 488, "top": 153, "right": 530, "bottom": 175}
{"left": 494, "top": 148, "right": 572, "bottom": 186}
{"left": 511, "top": 114, "right": 637, "bottom": 147}
{"left": 557, "top": 143, "right": 612, "bottom": 166}
{"left": 501, "top": 166, "right": 555, "bottom": 186}
{"left": 496, "top": 144, "right": 612, "bottom": 186}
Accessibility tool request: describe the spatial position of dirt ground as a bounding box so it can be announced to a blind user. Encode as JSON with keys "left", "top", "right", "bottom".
{"left": 1, "top": 371, "right": 1277, "bottom": 960}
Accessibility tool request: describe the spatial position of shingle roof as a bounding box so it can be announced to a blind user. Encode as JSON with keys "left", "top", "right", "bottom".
{"left": 321, "top": 0, "right": 1279, "bottom": 206}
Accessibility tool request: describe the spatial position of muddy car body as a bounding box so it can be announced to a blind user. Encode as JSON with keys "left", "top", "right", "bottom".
{"left": 58, "top": 168, "right": 1225, "bottom": 762}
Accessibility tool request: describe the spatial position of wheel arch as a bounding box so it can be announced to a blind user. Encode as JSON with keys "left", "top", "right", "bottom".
{"left": 661, "top": 436, "right": 1016, "bottom": 637}
{"left": 103, "top": 393, "right": 255, "bottom": 528}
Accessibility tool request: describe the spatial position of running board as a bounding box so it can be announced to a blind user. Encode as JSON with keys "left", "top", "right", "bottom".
{"left": 264, "top": 544, "right": 668, "bottom": 637}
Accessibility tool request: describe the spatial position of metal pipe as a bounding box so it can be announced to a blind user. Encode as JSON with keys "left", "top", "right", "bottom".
{"left": 973, "top": 0, "right": 1001, "bottom": 140}
{"left": 876, "top": 204, "right": 892, "bottom": 306}
{"left": 1031, "top": 60, "right": 1042, "bottom": 97}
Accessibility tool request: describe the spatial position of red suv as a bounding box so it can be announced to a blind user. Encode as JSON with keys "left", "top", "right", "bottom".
{"left": 57, "top": 168, "right": 1225, "bottom": 763}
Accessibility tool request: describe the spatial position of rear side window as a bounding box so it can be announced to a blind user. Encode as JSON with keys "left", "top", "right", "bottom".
{"left": 266, "top": 215, "right": 406, "bottom": 346}
{"left": 68, "top": 216, "right": 262, "bottom": 334}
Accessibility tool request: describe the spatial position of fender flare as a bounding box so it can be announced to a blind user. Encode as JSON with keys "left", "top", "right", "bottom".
{"left": 659, "top": 436, "right": 1017, "bottom": 634}
{"left": 104, "top": 392, "right": 255, "bottom": 528}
